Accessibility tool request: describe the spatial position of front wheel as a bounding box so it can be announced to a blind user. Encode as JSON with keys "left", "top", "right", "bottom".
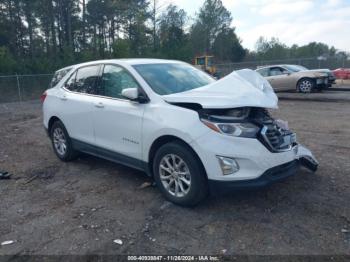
{"left": 297, "top": 78, "right": 314, "bottom": 93}
{"left": 153, "top": 142, "right": 208, "bottom": 206}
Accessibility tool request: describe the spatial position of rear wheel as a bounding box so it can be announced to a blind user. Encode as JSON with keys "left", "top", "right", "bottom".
{"left": 297, "top": 78, "right": 314, "bottom": 93}
{"left": 153, "top": 142, "right": 208, "bottom": 206}
{"left": 50, "top": 120, "right": 78, "bottom": 161}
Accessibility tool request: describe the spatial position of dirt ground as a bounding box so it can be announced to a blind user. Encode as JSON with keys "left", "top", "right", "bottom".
{"left": 0, "top": 90, "right": 350, "bottom": 257}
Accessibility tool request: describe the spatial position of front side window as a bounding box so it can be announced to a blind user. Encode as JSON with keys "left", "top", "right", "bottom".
{"left": 133, "top": 63, "right": 215, "bottom": 95}
{"left": 99, "top": 65, "right": 139, "bottom": 99}
{"left": 269, "top": 67, "right": 285, "bottom": 76}
{"left": 196, "top": 57, "right": 205, "bottom": 66}
{"left": 284, "top": 65, "right": 307, "bottom": 72}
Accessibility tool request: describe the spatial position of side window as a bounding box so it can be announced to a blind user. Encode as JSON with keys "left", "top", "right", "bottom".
{"left": 100, "top": 65, "right": 139, "bottom": 99}
{"left": 65, "top": 65, "right": 100, "bottom": 94}
{"left": 280, "top": 67, "right": 290, "bottom": 74}
{"left": 75, "top": 65, "right": 100, "bottom": 94}
{"left": 257, "top": 68, "right": 269, "bottom": 77}
{"left": 64, "top": 71, "right": 77, "bottom": 91}
{"left": 51, "top": 67, "right": 72, "bottom": 88}
{"left": 269, "top": 67, "right": 284, "bottom": 76}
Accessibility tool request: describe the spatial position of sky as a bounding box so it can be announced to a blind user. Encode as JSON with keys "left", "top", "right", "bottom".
{"left": 162, "top": 0, "right": 350, "bottom": 52}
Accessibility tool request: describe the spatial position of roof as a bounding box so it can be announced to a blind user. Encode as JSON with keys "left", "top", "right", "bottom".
{"left": 56, "top": 58, "right": 184, "bottom": 72}
{"left": 256, "top": 64, "right": 288, "bottom": 70}
{"left": 118, "top": 58, "right": 183, "bottom": 65}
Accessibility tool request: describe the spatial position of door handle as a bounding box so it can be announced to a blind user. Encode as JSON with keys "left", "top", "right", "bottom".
{"left": 94, "top": 102, "right": 104, "bottom": 108}
{"left": 60, "top": 94, "right": 68, "bottom": 101}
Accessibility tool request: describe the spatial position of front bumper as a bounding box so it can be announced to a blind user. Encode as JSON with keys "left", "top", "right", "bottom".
{"left": 328, "top": 76, "right": 336, "bottom": 84}
{"left": 208, "top": 160, "right": 299, "bottom": 194}
{"left": 190, "top": 130, "right": 318, "bottom": 184}
{"left": 315, "top": 77, "right": 329, "bottom": 89}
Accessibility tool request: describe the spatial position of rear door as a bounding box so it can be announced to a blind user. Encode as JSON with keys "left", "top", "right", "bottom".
{"left": 92, "top": 64, "right": 145, "bottom": 162}
{"left": 57, "top": 64, "right": 101, "bottom": 144}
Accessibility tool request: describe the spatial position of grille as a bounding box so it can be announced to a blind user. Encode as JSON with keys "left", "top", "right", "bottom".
{"left": 261, "top": 124, "right": 292, "bottom": 151}
{"left": 250, "top": 108, "right": 294, "bottom": 152}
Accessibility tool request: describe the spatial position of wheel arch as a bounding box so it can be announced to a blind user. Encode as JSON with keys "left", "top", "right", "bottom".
{"left": 48, "top": 116, "right": 62, "bottom": 134}
{"left": 296, "top": 77, "right": 315, "bottom": 92}
{"left": 297, "top": 77, "right": 315, "bottom": 86}
{"left": 147, "top": 135, "right": 208, "bottom": 179}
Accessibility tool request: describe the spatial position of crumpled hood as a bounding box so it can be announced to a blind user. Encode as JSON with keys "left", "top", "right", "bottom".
{"left": 162, "top": 69, "right": 278, "bottom": 109}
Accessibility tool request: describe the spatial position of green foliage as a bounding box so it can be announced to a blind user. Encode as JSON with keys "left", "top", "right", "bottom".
{"left": 255, "top": 37, "right": 289, "bottom": 60}
{"left": 254, "top": 37, "right": 343, "bottom": 61}
{"left": 0, "top": 46, "right": 16, "bottom": 74}
{"left": 158, "top": 5, "right": 191, "bottom": 61}
{"left": 112, "top": 39, "right": 131, "bottom": 58}
{"left": 192, "top": 0, "right": 232, "bottom": 53}
{"left": 0, "top": 0, "right": 347, "bottom": 74}
{"left": 190, "top": 0, "right": 245, "bottom": 63}
{"left": 213, "top": 28, "right": 246, "bottom": 62}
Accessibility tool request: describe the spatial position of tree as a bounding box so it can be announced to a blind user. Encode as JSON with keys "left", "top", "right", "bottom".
{"left": 112, "top": 39, "right": 131, "bottom": 58}
{"left": 158, "top": 5, "right": 190, "bottom": 60}
{"left": 0, "top": 0, "right": 347, "bottom": 75}
{"left": 255, "top": 37, "right": 289, "bottom": 60}
{"left": 124, "top": 0, "right": 151, "bottom": 56}
{"left": 254, "top": 37, "right": 339, "bottom": 61}
{"left": 191, "top": 0, "right": 232, "bottom": 54}
{"left": 213, "top": 28, "right": 245, "bottom": 62}
{"left": 0, "top": 46, "right": 16, "bottom": 74}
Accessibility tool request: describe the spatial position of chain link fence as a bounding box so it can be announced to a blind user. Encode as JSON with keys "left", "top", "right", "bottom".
{"left": 0, "top": 74, "right": 53, "bottom": 104}
{"left": 0, "top": 57, "right": 349, "bottom": 104}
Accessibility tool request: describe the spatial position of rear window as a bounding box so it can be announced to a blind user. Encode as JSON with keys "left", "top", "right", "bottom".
{"left": 50, "top": 67, "right": 72, "bottom": 88}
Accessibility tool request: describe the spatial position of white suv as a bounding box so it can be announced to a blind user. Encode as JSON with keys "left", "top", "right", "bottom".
{"left": 42, "top": 59, "right": 318, "bottom": 206}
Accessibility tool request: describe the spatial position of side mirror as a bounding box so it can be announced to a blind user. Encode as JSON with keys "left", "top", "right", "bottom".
{"left": 121, "top": 88, "right": 138, "bottom": 100}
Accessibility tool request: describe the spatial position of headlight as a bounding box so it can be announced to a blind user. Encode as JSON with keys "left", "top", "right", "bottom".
{"left": 201, "top": 119, "right": 259, "bottom": 138}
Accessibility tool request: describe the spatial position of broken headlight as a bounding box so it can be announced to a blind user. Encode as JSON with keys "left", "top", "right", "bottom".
{"left": 201, "top": 119, "right": 259, "bottom": 138}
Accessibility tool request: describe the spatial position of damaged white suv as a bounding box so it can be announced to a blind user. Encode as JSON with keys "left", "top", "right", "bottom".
{"left": 42, "top": 59, "right": 318, "bottom": 206}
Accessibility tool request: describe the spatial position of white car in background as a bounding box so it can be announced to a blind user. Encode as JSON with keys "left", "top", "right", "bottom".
{"left": 42, "top": 59, "right": 318, "bottom": 206}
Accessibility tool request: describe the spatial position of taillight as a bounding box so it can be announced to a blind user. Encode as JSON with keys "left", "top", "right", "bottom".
{"left": 40, "top": 91, "right": 47, "bottom": 103}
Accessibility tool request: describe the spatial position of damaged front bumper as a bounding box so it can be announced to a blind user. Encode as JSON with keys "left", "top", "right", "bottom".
{"left": 190, "top": 122, "right": 318, "bottom": 193}
{"left": 208, "top": 144, "right": 318, "bottom": 194}
{"left": 297, "top": 144, "right": 319, "bottom": 172}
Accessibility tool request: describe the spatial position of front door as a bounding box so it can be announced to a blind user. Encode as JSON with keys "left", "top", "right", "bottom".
{"left": 92, "top": 64, "right": 144, "bottom": 161}
{"left": 267, "top": 67, "right": 291, "bottom": 91}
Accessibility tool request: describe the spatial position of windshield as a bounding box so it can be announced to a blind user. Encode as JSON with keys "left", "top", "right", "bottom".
{"left": 133, "top": 63, "right": 215, "bottom": 95}
{"left": 284, "top": 65, "right": 308, "bottom": 72}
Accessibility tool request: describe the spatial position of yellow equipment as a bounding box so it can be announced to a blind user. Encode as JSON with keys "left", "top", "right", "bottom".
{"left": 194, "top": 55, "right": 216, "bottom": 75}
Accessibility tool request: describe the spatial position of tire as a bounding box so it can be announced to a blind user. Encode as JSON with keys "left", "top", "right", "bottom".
{"left": 297, "top": 78, "right": 314, "bottom": 93}
{"left": 50, "top": 120, "right": 78, "bottom": 161}
{"left": 153, "top": 141, "right": 208, "bottom": 206}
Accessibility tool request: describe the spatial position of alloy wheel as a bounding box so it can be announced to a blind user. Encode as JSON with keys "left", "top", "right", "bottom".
{"left": 299, "top": 80, "right": 312, "bottom": 93}
{"left": 53, "top": 127, "right": 67, "bottom": 156}
{"left": 159, "top": 154, "right": 191, "bottom": 197}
